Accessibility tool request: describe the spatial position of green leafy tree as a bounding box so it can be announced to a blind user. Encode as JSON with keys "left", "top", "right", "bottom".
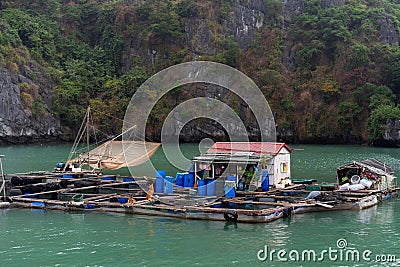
{"left": 338, "top": 101, "right": 362, "bottom": 131}
{"left": 0, "top": 8, "right": 59, "bottom": 62}
{"left": 176, "top": 0, "right": 198, "bottom": 18}
{"left": 217, "top": 36, "right": 241, "bottom": 67}
{"left": 384, "top": 47, "right": 400, "bottom": 98}
{"left": 367, "top": 104, "right": 400, "bottom": 139}
{"left": 348, "top": 43, "right": 370, "bottom": 70}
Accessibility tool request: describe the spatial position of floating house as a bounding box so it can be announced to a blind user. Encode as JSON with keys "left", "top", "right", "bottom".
{"left": 192, "top": 142, "right": 292, "bottom": 190}
{"left": 337, "top": 158, "right": 397, "bottom": 191}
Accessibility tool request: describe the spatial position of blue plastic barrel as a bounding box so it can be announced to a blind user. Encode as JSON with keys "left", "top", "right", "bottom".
{"left": 32, "top": 201, "right": 46, "bottom": 207}
{"left": 227, "top": 176, "right": 236, "bottom": 182}
{"left": 56, "top": 162, "right": 64, "bottom": 168}
{"left": 155, "top": 176, "right": 164, "bottom": 193}
{"left": 197, "top": 180, "right": 207, "bottom": 196}
{"left": 123, "top": 177, "right": 135, "bottom": 182}
{"left": 224, "top": 181, "right": 236, "bottom": 198}
{"left": 155, "top": 170, "right": 166, "bottom": 193}
{"left": 184, "top": 172, "right": 194, "bottom": 188}
{"left": 206, "top": 180, "right": 216, "bottom": 196}
{"left": 238, "top": 181, "right": 245, "bottom": 191}
{"left": 164, "top": 176, "right": 174, "bottom": 194}
{"left": 118, "top": 197, "right": 128, "bottom": 204}
{"left": 156, "top": 170, "right": 166, "bottom": 178}
{"left": 261, "top": 170, "right": 270, "bottom": 192}
{"left": 175, "top": 173, "right": 184, "bottom": 187}
{"left": 101, "top": 176, "right": 116, "bottom": 181}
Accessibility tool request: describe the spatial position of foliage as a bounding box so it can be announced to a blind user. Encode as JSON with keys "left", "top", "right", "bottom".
{"left": 135, "top": 1, "right": 185, "bottom": 43}
{"left": 32, "top": 96, "right": 47, "bottom": 117}
{"left": 338, "top": 101, "right": 362, "bottom": 130}
{"left": 20, "top": 92, "right": 34, "bottom": 108}
{"left": 384, "top": 46, "right": 400, "bottom": 98}
{"left": 177, "top": 0, "right": 198, "bottom": 18}
{"left": 218, "top": 1, "right": 232, "bottom": 23}
{"left": 367, "top": 104, "right": 400, "bottom": 139}
{"left": 348, "top": 43, "right": 370, "bottom": 69}
{"left": 0, "top": 9, "right": 59, "bottom": 62}
{"left": 2, "top": 0, "right": 400, "bottom": 144}
{"left": 216, "top": 36, "right": 241, "bottom": 67}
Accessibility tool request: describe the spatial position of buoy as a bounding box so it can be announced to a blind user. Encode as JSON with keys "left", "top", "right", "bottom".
{"left": 223, "top": 209, "right": 238, "bottom": 222}
{"left": 283, "top": 207, "right": 292, "bottom": 218}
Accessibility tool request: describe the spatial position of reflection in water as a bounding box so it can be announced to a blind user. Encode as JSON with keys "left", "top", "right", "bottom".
{"left": 356, "top": 204, "right": 378, "bottom": 224}
{"left": 0, "top": 201, "right": 399, "bottom": 266}
{"left": 223, "top": 221, "right": 238, "bottom": 230}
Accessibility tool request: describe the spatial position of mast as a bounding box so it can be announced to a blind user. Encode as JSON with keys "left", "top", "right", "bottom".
{"left": 86, "top": 106, "right": 91, "bottom": 171}
{"left": 64, "top": 106, "right": 91, "bottom": 171}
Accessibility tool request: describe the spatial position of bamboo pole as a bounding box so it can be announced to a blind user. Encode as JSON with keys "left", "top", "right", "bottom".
{"left": 82, "top": 193, "right": 117, "bottom": 201}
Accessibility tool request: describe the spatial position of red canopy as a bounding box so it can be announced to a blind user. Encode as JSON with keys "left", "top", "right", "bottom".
{"left": 206, "top": 142, "right": 292, "bottom": 155}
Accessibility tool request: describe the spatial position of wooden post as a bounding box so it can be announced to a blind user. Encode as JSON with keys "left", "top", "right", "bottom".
{"left": 235, "top": 164, "right": 239, "bottom": 184}
{"left": 194, "top": 161, "right": 197, "bottom": 184}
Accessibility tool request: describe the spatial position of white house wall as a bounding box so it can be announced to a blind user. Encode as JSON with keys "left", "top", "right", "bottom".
{"left": 264, "top": 148, "right": 290, "bottom": 185}
{"left": 275, "top": 153, "right": 291, "bottom": 184}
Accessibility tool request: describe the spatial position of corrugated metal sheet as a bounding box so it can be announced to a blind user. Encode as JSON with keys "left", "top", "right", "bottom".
{"left": 206, "top": 142, "right": 292, "bottom": 155}
{"left": 360, "top": 158, "right": 394, "bottom": 175}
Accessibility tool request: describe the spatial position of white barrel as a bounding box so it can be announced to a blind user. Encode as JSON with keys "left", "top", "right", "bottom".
{"left": 350, "top": 175, "right": 360, "bottom": 184}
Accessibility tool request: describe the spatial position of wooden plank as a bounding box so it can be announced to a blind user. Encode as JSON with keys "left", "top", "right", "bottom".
{"left": 315, "top": 202, "right": 334, "bottom": 208}
{"left": 83, "top": 194, "right": 116, "bottom": 201}
{"left": 11, "top": 197, "right": 67, "bottom": 205}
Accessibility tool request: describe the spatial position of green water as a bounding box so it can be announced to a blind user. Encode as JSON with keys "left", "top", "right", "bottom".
{"left": 0, "top": 144, "right": 399, "bottom": 266}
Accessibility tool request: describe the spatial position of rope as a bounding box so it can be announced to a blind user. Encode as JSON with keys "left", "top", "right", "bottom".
{"left": 65, "top": 105, "right": 161, "bottom": 166}
{"left": 89, "top": 107, "right": 154, "bottom": 142}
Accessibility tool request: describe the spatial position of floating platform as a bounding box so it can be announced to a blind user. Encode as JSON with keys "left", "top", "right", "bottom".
{"left": 2, "top": 172, "right": 399, "bottom": 223}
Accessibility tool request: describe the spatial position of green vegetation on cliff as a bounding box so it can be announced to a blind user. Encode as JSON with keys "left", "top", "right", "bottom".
{"left": 0, "top": 0, "right": 399, "bottom": 143}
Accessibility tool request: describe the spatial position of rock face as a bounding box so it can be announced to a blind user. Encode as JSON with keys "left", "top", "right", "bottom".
{"left": 377, "top": 13, "right": 399, "bottom": 45}
{"left": 383, "top": 120, "right": 400, "bottom": 146}
{"left": 123, "top": 0, "right": 400, "bottom": 144}
{"left": 182, "top": 0, "right": 266, "bottom": 57}
{"left": 221, "top": 0, "right": 265, "bottom": 49}
{"left": 0, "top": 67, "right": 60, "bottom": 144}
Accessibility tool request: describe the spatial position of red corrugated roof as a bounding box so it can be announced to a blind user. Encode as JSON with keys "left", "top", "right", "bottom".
{"left": 206, "top": 142, "right": 292, "bottom": 155}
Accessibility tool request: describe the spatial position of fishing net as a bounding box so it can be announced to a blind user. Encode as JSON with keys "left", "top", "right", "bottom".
{"left": 70, "top": 140, "right": 160, "bottom": 170}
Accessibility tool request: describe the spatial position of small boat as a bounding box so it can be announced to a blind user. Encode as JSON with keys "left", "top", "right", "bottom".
{"left": 0, "top": 202, "right": 10, "bottom": 208}
{"left": 291, "top": 178, "right": 317, "bottom": 185}
{"left": 336, "top": 158, "right": 396, "bottom": 192}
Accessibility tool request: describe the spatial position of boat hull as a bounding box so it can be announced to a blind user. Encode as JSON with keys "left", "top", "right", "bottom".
{"left": 292, "top": 195, "right": 378, "bottom": 214}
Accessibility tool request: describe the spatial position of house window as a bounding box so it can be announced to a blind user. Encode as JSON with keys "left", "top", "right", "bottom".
{"left": 280, "top": 162, "right": 288, "bottom": 173}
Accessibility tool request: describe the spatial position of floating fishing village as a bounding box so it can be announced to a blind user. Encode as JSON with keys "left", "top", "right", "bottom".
{"left": 0, "top": 137, "right": 398, "bottom": 223}
{"left": 3, "top": 1, "right": 400, "bottom": 265}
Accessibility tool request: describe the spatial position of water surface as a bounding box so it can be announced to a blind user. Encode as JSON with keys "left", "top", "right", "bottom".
{"left": 0, "top": 144, "right": 399, "bottom": 266}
